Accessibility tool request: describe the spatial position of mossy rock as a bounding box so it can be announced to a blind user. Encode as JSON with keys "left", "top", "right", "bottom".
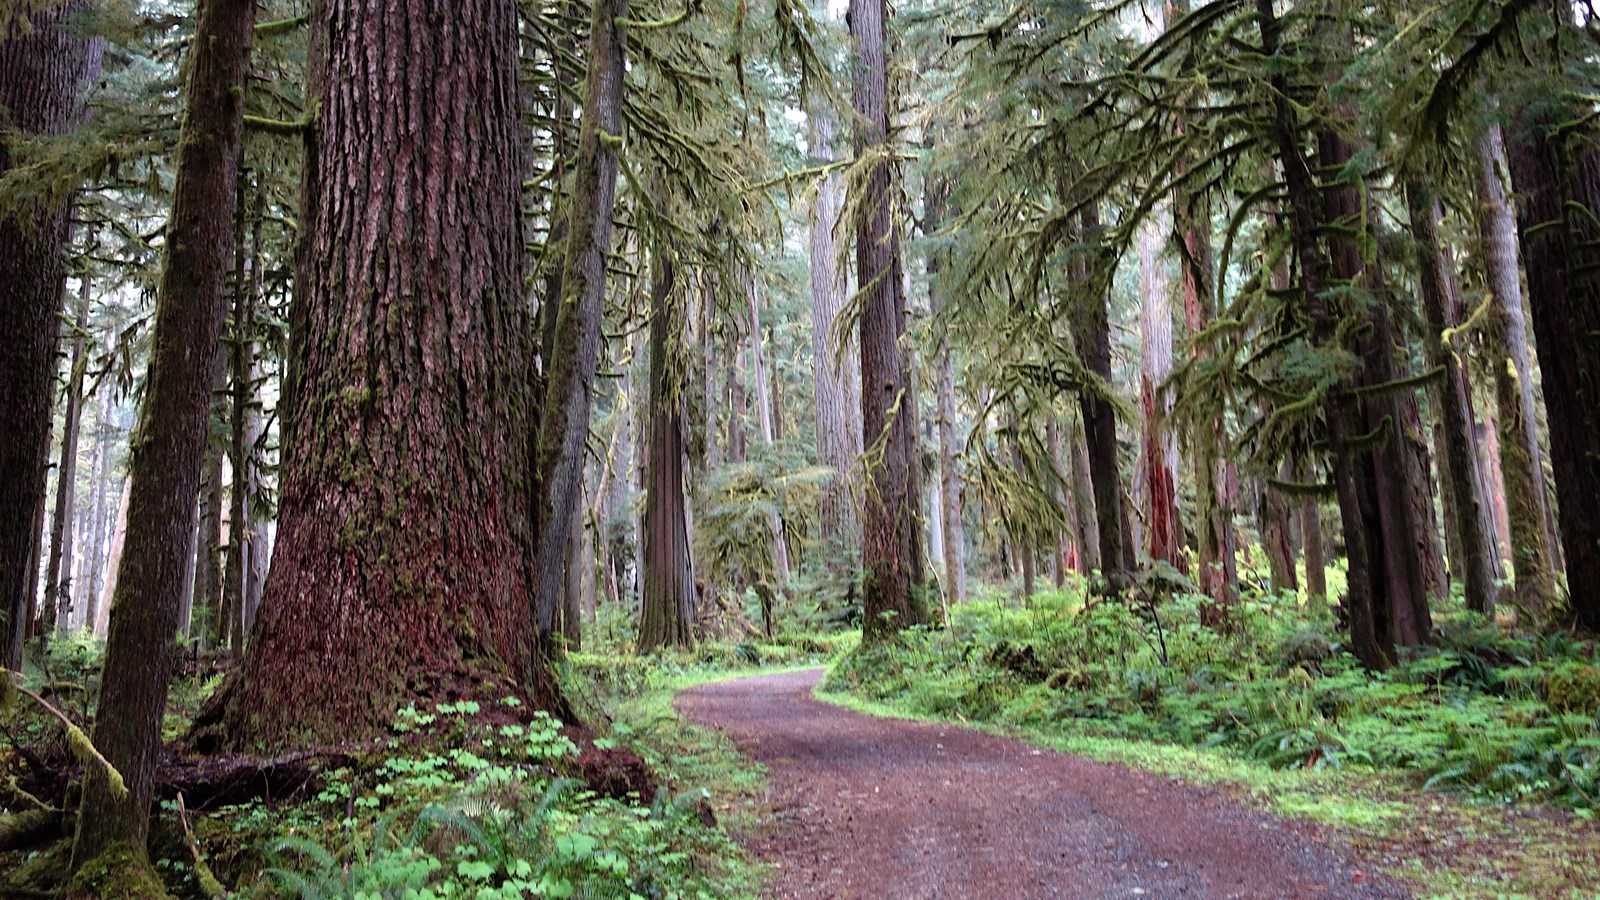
{"left": 1540, "top": 664, "right": 1600, "bottom": 716}
{"left": 1277, "top": 628, "right": 1333, "bottom": 669}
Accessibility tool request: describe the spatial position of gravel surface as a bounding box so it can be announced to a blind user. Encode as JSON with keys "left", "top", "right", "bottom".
{"left": 676, "top": 668, "right": 1405, "bottom": 899}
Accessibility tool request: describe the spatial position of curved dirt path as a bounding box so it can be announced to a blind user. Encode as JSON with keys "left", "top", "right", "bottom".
{"left": 676, "top": 668, "right": 1403, "bottom": 899}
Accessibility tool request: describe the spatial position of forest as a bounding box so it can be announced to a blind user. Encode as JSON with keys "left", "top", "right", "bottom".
{"left": 2, "top": 0, "right": 1599, "bottom": 895}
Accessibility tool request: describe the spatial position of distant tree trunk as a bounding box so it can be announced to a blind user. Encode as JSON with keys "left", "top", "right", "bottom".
{"left": 77, "top": 387, "right": 112, "bottom": 631}
{"left": 188, "top": 353, "right": 227, "bottom": 643}
{"left": 198, "top": 0, "right": 565, "bottom": 753}
{"left": 748, "top": 279, "right": 791, "bottom": 584}
{"left": 1068, "top": 413, "right": 1101, "bottom": 573}
{"left": 71, "top": 0, "right": 253, "bottom": 875}
{"left": 1505, "top": 103, "right": 1600, "bottom": 633}
{"left": 560, "top": 496, "right": 584, "bottom": 651}
{"left": 1477, "top": 123, "right": 1558, "bottom": 617}
{"left": 1262, "top": 471, "right": 1297, "bottom": 595}
{"left": 639, "top": 250, "right": 697, "bottom": 651}
{"left": 43, "top": 284, "right": 91, "bottom": 636}
{"left": 726, "top": 328, "right": 748, "bottom": 464}
{"left": 534, "top": 0, "right": 629, "bottom": 655}
{"left": 1408, "top": 183, "right": 1497, "bottom": 615}
{"left": 0, "top": 2, "right": 103, "bottom": 671}
{"left": 1137, "top": 206, "right": 1183, "bottom": 570}
{"left": 1302, "top": 493, "right": 1327, "bottom": 603}
{"left": 1047, "top": 416, "right": 1071, "bottom": 586}
{"left": 223, "top": 187, "right": 264, "bottom": 652}
{"left": 853, "top": 0, "right": 926, "bottom": 640}
{"left": 806, "top": 94, "right": 857, "bottom": 560}
{"left": 927, "top": 178, "right": 966, "bottom": 605}
{"left": 95, "top": 477, "right": 130, "bottom": 638}
{"left": 1074, "top": 206, "right": 1132, "bottom": 588}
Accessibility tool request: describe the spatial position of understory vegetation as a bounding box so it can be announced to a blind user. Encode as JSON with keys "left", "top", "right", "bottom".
{"left": 825, "top": 579, "right": 1600, "bottom": 896}
{"left": 1, "top": 639, "right": 840, "bottom": 899}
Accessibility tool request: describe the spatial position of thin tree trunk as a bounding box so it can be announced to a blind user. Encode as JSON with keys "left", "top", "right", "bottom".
{"left": 534, "top": 0, "right": 629, "bottom": 655}
{"left": 639, "top": 250, "right": 697, "bottom": 651}
{"left": 748, "top": 278, "right": 791, "bottom": 584}
{"left": 43, "top": 283, "right": 91, "bottom": 635}
{"left": 189, "top": 352, "right": 227, "bottom": 643}
{"left": 200, "top": 0, "right": 565, "bottom": 752}
{"left": 1074, "top": 206, "right": 1132, "bottom": 589}
{"left": 1408, "top": 182, "right": 1497, "bottom": 615}
{"left": 222, "top": 182, "right": 261, "bottom": 653}
{"left": 72, "top": 0, "right": 253, "bottom": 873}
{"left": 77, "top": 387, "right": 111, "bottom": 632}
{"left": 1478, "top": 122, "right": 1558, "bottom": 616}
{"left": 0, "top": 3, "right": 103, "bottom": 671}
{"left": 1069, "top": 411, "right": 1101, "bottom": 572}
{"left": 853, "top": 0, "right": 926, "bottom": 640}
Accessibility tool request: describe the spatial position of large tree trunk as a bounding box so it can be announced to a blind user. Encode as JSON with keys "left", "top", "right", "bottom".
{"left": 1477, "top": 123, "right": 1558, "bottom": 617}
{"left": 72, "top": 0, "right": 253, "bottom": 874}
{"left": 809, "top": 92, "right": 862, "bottom": 563}
{"left": 1258, "top": 0, "right": 1425, "bottom": 669}
{"left": 1408, "top": 183, "right": 1497, "bottom": 615}
{"left": 199, "top": 0, "right": 565, "bottom": 752}
{"left": 852, "top": 0, "right": 926, "bottom": 640}
{"left": 639, "top": 250, "right": 697, "bottom": 651}
{"left": 534, "top": 0, "right": 628, "bottom": 655}
{"left": 0, "top": 3, "right": 103, "bottom": 671}
{"left": 43, "top": 283, "right": 91, "bottom": 636}
{"left": 1505, "top": 104, "right": 1600, "bottom": 633}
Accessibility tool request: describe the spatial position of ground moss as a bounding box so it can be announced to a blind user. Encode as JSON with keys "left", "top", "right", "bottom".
{"left": 64, "top": 842, "right": 170, "bottom": 899}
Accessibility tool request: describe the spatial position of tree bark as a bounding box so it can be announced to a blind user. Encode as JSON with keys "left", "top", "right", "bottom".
{"left": 199, "top": 0, "right": 566, "bottom": 751}
{"left": 77, "top": 386, "right": 112, "bottom": 632}
{"left": 534, "top": 0, "right": 629, "bottom": 655}
{"left": 188, "top": 352, "right": 227, "bottom": 643}
{"left": 639, "top": 250, "right": 697, "bottom": 651}
{"left": 852, "top": 0, "right": 927, "bottom": 640}
{"left": 0, "top": 2, "right": 103, "bottom": 671}
{"left": 1407, "top": 182, "right": 1497, "bottom": 615}
{"left": 1477, "top": 122, "right": 1558, "bottom": 617}
{"left": 223, "top": 186, "right": 264, "bottom": 652}
{"left": 72, "top": 0, "right": 253, "bottom": 873}
{"left": 1137, "top": 206, "right": 1182, "bottom": 570}
{"left": 1505, "top": 102, "right": 1600, "bottom": 633}
{"left": 95, "top": 476, "right": 129, "bottom": 638}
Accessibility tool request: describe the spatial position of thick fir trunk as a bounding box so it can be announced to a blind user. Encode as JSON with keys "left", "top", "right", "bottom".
{"left": 44, "top": 287, "right": 90, "bottom": 635}
{"left": 852, "top": 0, "right": 926, "bottom": 640}
{"left": 1505, "top": 103, "right": 1600, "bottom": 632}
{"left": 534, "top": 0, "right": 628, "bottom": 655}
{"left": 639, "top": 252, "right": 697, "bottom": 651}
{"left": 72, "top": 0, "right": 253, "bottom": 872}
{"left": 201, "top": 0, "right": 565, "bottom": 752}
{"left": 1263, "top": 473, "right": 1297, "bottom": 595}
{"left": 1407, "top": 183, "right": 1497, "bottom": 615}
{"left": 809, "top": 95, "right": 862, "bottom": 558}
{"left": 1477, "top": 123, "right": 1558, "bottom": 616}
{"left": 1069, "top": 414, "right": 1101, "bottom": 572}
{"left": 1074, "top": 207, "right": 1132, "bottom": 588}
{"left": 0, "top": 3, "right": 103, "bottom": 670}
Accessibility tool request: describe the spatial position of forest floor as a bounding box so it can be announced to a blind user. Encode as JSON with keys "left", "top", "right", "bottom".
{"left": 677, "top": 668, "right": 1403, "bottom": 899}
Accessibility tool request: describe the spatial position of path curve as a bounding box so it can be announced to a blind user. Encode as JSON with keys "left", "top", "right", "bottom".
{"left": 676, "top": 668, "right": 1402, "bottom": 899}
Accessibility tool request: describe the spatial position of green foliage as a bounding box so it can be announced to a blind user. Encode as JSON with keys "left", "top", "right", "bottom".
{"left": 827, "top": 583, "right": 1600, "bottom": 814}
{"left": 257, "top": 694, "right": 747, "bottom": 899}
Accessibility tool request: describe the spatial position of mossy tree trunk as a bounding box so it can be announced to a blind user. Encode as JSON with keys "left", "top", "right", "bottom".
{"left": 534, "top": 0, "right": 628, "bottom": 657}
{"left": 0, "top": 2, "right": 103, "bottom": 671}
{"left": 72, "top": 0, "right": 253, "bottom": 874}
{"left": 1073, "top": 205, "right": 1133, "bottom": 589}
{"left": 1505, "top": 102, "right": 1600, "bottom": 633}
{"left": 200, "top": 0, "right": 571, "bottom": 751}
{"left": 852, "top": 0, "right": 927, "bottom": 641}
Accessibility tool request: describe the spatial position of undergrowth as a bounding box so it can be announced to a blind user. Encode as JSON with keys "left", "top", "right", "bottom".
{"left": 825, "top": 583, "right": 1600, "bottom": 814}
